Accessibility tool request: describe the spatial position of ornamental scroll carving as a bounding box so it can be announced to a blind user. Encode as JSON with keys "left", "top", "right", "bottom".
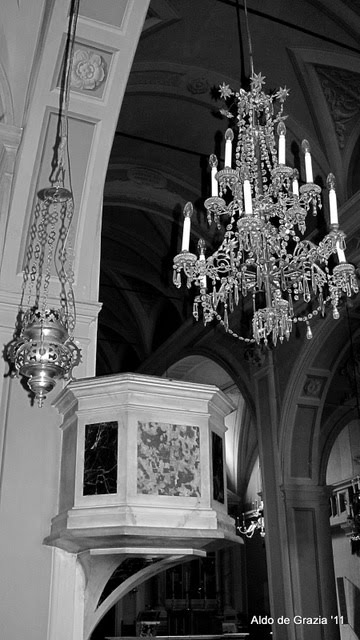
{"left": 244, "top": 344, "right": 266, "bottom": 368}
{"left": 315, "top": 66, "right": 360, "bottom": 149}
{"left": 339, "top": 345, "right": 360, "bottom": 402}
{"left": 71, "top": 48, "right": 106, "bottom": 91}
{"left": 186, "top": 75, "right": 210, "bottom": 95}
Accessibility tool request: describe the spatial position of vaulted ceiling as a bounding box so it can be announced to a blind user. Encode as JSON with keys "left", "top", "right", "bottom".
{"left": 97, "top": 0, "right": 360, "bottom": 377}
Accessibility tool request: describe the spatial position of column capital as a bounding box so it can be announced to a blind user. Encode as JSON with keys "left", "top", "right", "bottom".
{"left": 280, "top": 482, "right": 333, "bottom": 508}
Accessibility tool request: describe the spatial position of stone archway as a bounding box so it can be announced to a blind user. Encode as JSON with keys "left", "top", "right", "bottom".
{"left": 251, "top": 302, "right": 360, "bottom": 640}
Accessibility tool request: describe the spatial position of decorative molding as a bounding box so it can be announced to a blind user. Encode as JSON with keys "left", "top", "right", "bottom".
{"left": 127, "top": 166, "right": 167, "bottom": 189}
{"left": 71, "top": 48, "right": 106, "bottom": 91}
{"left": 127, "top": 69, "right": 183, "bottom": 89}
{"left": 315, "top": 65, "right": 360, "bottom": 149}
{"left": 142, "top": 0, "right": 180, "bottom": 35}
{"left": 79, "top": 0, "right": 130, "bottom": 30}
{"left": 126, "top": 63, "right": 232, "bottom": 107}
{"left": 244, "top": 345, "right": 266, "bottom": 368}
{"left": 302, "top": 375, "right": 326, "bottom": 399}
{"left": 186, "top": 75, "right": 210, "bottom": 95}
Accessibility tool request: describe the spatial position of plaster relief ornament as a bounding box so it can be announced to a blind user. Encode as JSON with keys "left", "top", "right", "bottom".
{"left": 186, "top": 75, "right": 210, "bottom": 95}
{"left": 71, "top": 48, "right": 106, "bottom": 91}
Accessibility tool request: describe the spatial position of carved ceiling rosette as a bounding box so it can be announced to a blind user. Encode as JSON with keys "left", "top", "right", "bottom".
{"left": 71, "top": 48, "right": 106, "bottom": 91}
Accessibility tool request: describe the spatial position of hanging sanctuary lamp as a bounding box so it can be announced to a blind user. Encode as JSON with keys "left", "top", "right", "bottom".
{"left": 7, "top": 0, "right": 81, "bottom": 406}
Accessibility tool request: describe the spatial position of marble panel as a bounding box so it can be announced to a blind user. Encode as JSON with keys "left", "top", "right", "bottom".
{"left": 83, "top": 421, "right": 118, "bottom": 495}
{"left": 212, "top": 432, "right": 224, "bottom": 504}
{"left": 137, "top": 421, "right": 201, "bottom": 497}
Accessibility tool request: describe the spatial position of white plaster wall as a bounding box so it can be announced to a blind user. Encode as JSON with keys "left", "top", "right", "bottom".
{"left": 0, "top": 377, "right": 61, "bottom": 639}
{"left": 0, "top": 0, "right": 47, "bottom": 125}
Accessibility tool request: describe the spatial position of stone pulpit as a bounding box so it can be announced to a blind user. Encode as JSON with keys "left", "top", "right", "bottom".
{"left": 46, "top": 373, "right": 240, "bottom": 554}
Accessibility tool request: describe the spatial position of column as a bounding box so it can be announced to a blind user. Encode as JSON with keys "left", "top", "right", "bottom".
{"left": 252, "top": 354, "right": 295, "bottom": 640}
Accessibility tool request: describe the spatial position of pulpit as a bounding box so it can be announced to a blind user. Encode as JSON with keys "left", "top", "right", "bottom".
{"left": 45, "top": 373, "right": 240, "bottom": 554}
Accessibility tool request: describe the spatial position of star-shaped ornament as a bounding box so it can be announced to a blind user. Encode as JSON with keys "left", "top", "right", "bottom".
{"left": 219, "top": 82, "right": 233, "bottom": 99}
{"left": 275, "top": 86, "right": 290, "bottom": 102}
{"left": 251, "top": 72, "right": 266, "bottom": 90}
{"left": 220, "top": 108, "right": 234, "bottom": 118}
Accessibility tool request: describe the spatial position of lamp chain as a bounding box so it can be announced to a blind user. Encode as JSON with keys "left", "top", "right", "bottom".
{"left": 242, "top": 0, "right": 254, "bottom": 78}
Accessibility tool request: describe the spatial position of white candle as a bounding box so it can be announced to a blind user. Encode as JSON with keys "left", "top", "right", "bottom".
{"left": 301, "top": 139, "right": 313, "bottom": 183}
{"left": 181, "top": 202, "right": 193, "bottom": 251}
{"left": 224, "top": 128, "right": 234, "bottom": 168}
{"left": 292, "top": 169, "right": 299, "bottom": 196}
{"left": 243, "top": 179, "right": 253, "bottom": 214}
{"left": 326, "top": 173, "right": 338, "bottom": 225}
{"left": 198, "top": 239, "right": 207, "bottom": 289}
{"left": 277, "top": 121, "right": 286, "bottom": 165}
{"left": 336, "top": 242, "right": 346, "bottom": 263}
{"left": 209, "top": 154, "right": 218, "bottom": 197}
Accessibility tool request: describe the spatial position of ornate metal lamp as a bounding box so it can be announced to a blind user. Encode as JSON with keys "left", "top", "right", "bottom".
{"left": 7, "top": 1, "right": 81, "bottom": 406}
{"left": 236, "top": 499, "right": 265, "bottom": 539}
{"left": 173, "top": 72, "right": 358, "bottom": 346}
{"left": 347, "top": 479, "right": 360, "bottom": 555}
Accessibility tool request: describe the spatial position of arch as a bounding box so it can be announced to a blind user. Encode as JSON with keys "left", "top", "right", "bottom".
{"left": 288, "top": 46, "right": 360, "bottom": 199}
{"left": 280, "top": 303, "right": 360, "bottom": 486}
{"left": 85, "top": 554, "right": 201, "bottom": 640}
{"left": 0, "top": 61, "right": 14, "bottom": 125}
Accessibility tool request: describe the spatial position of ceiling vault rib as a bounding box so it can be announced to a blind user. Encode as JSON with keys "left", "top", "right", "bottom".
{"left": 216, "top": 0, "right": 360, "bottom": 55}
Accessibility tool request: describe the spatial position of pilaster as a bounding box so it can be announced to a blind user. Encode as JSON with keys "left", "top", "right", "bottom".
{"left": 252, "top": 352, "right": 295, "bottom": 640}
{"left": 253, "top": 351, "right": 340, "bottom": 640}
{"left": 281, "top": 483, "right": 340, "bottom": 640}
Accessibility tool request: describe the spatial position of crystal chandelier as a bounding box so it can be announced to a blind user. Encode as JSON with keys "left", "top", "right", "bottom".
{"left": 237, "top": 499, "right": 265, "bottom": 539}
{"left": 173, "top": 72, "right": 358, "bottom": 346}
{"left": 7, "top": 1, "right": 81, "bottom": 406}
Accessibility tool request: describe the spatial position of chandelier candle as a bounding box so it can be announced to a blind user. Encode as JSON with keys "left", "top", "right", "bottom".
{"left": 277, "top": 121, "right": 286, "bottom": 165}
{"left": 181, "top": 202, "right": 193, "bottom": 251}
{"left": 210, "top": 154, "right": 219, "bottom": 196}
{"left": 173, "top": 73, "right": 358, "bottom": 345}
{"left": 292, "top": 169, "right": 300, "bottom": 197}
{"left": 224, "top": 128, "right": 234, "bottom": 167}
{"left": 327, "top": 173, "right": 339, "bottom": 226}
{"left": 198, "top": 239, "right": 207, "bottom": 290}
{"left": 336, "top": 242, "right": 346, "bottom": 264}
{"left": 243, "top": 174, "right": 253, "bottom": 214}
{"left": 301, "top": 139, "right": 314, "bottom": 183}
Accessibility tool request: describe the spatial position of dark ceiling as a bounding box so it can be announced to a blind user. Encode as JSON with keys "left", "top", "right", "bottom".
{"left": 96, "top": 0, "right": 360, "bottom": 377}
